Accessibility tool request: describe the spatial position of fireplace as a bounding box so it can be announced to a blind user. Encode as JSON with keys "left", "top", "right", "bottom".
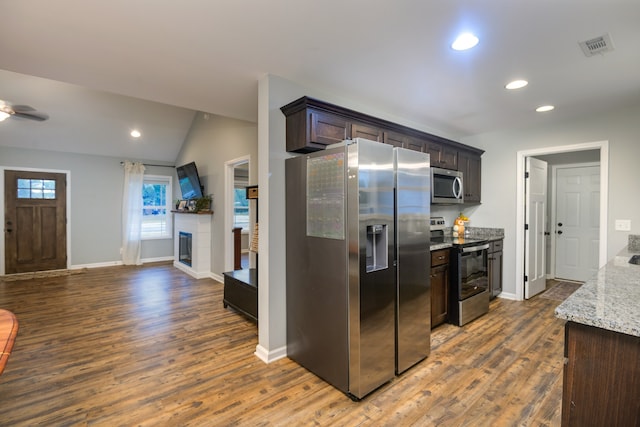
{"left": 173, "top": 212, "right": 212, "bottom": 279}
{"left": 179, "top": 232, "right": 192, "bottom": 266}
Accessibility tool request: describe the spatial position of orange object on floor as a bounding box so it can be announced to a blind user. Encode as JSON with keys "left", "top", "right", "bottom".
{"left": 0, "top": 309, "right": 18, "bottom": 375}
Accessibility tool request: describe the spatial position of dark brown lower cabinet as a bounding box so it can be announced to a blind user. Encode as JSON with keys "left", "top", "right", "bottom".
{"left": 430, "top": 249, "right": 450, "bottom": 328}
{"left": 562, "top": 321, "right": 640, "bottom": 426}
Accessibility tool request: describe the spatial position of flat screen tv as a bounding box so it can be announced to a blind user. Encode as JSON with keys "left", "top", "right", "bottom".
{"left": 176, "top": 161, "right": 204, "bottom": 200}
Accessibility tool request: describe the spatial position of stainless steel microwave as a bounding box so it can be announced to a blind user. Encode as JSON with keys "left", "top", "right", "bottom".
{"left": 431, "top": 167, "right": 463, "bottom": 204}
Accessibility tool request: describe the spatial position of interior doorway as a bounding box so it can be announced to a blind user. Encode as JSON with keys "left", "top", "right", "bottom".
{"left": 515, "top": 141, "right": 608, "bottom": 301}
{"left": 224, "top": 156, "right": 252, "bottom": 272}
{"left": 552, "top": 164, "right": 600, "bottom": 282}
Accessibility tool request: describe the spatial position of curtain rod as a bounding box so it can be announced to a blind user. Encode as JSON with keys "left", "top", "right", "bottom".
{"left": 120, "top": 161, "right": 175, "bottom": 168}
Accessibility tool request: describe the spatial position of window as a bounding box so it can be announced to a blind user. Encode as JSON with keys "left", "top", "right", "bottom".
{"left": 142, "top": 175, "right": 172, "bottom": 239}
{"left": 234, "top": 187, "right": 249, "bottom": 231}
{"left": 17, "top": 178, "right": 56, "bottom": 199}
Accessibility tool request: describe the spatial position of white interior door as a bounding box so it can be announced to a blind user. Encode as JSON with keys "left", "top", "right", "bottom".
{"left": 525, "top": 157, "right": 547, "bottom": 299}
{"left": 555, "top": 165, "right": 600, "bottom": 282}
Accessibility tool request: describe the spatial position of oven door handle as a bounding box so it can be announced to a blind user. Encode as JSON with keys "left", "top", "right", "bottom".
{"left": 461, "top": 243, "right": 490, "bottom": 253}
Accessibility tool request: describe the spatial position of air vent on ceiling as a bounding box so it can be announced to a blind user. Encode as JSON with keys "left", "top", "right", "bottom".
{"left": 579, "top": 33, "right": 615, "bottom": 57}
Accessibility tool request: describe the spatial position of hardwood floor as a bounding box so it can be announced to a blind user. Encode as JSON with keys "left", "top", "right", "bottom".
{"left": 0, "top": 263, "right": 565, "bottom": 426}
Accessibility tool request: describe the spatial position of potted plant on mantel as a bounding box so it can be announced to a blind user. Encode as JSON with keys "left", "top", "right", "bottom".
{"left": 194, "top": 194, "right": 213, "bottom": 212}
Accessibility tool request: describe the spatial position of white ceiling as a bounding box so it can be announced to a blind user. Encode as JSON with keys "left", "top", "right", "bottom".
{"left": 1, "top": 1, "right": 639, "bottom": 163}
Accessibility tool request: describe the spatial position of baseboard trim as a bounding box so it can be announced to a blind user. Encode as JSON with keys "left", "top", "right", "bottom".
{"left": 70, "top": 256, "right": 174, "bottom": 271}
{"left": 255, "top": 344, "right": 287, "bottom": 364}
{"left": 497, "top": 292, "right": 518, "bottom": 301}
{"left": 142, "top": 256, "right": 174, "bottom": 264}
{"left": 70, "top": 260, "right": 123, "bottom": 270}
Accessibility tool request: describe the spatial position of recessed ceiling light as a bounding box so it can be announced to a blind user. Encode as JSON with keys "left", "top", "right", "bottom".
{"left": 130, "top": 130, "right": 141, "bottom": 138}
{"left": 505, "top": 80, "right": 528, "bottom": 90}
{"left": 536, "top": 105, "right": 555, "bottom": 112}
{"left": 451, "top": 33, "right": 479, "bottom": 51}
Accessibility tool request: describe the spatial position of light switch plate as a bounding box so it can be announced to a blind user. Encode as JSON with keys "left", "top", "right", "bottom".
{"left": 615, "top": 219, "right": 631, "bottom": 231}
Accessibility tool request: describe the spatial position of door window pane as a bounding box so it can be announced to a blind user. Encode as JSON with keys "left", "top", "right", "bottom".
{"left": 16, "top": 179, "right": 56, "bottom": 199}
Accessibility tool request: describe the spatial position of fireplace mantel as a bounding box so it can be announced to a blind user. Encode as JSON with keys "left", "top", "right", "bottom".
{"left": 173, "top": 212, "right": 212, "bottom": 278}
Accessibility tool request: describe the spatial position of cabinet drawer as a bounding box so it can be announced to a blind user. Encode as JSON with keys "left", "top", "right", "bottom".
{"left": 490, "top": 240, "right": 503, "bottom": 252}
{"left": 431, "top": 249, "right": 450, "bottom": 267}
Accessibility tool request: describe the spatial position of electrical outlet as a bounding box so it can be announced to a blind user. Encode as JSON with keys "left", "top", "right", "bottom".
{"left": 615, "top": 219, "right": 631, "bottom": 231}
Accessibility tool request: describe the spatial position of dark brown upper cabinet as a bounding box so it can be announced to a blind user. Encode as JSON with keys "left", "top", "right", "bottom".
{"left": 280, "top": 96, "right": 484, "bottom": 202}
{"left": 458, "top": 149, "right": 481, "bottom": 203}
{"left": 351, "top": 122, "right": 383, "bottom": 142}
{"left": 425, "top": 141, "right": 458, "bottom": 169}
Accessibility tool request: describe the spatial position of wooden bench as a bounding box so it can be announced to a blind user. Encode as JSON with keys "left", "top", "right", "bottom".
{"left": 222, "top": 268, "right": 258, "bottom": 322}
{"left": 0, "top": 309, "right": 18, "bottom": 375}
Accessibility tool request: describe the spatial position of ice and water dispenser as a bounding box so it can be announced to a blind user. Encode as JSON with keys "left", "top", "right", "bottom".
{"left": 366, "top": 224, "right": 388, "bottom": 272}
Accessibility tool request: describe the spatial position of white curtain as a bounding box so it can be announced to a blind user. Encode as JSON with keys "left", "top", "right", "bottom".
{"left": 122, "top": 161, "right": 146, "bottom": 265}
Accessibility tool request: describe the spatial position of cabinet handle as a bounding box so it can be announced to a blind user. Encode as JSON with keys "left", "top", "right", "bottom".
{"left": 438, "top": 256, "right": 445, "bottom": 260}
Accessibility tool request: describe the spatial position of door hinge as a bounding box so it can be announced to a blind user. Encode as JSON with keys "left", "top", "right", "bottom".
{"left": 524, "top": 224, "right": 529, "bottom": 230}
{"left": 525, "top": 171, "right": 529, "bottom": 179}
{"left": 524, "top": 275, "right": 528, "bottom": 282}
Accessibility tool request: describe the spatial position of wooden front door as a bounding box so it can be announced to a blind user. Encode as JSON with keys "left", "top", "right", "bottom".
{"left": 4, "top": 170, "right": 67, "bottom": 274}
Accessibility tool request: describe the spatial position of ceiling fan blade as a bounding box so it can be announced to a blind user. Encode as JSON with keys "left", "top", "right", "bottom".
{"left": 10, "top": 104, "right": 37, "bottom": 112}
{"left": 11, "top": 110, "right": 49, "bottom": 121}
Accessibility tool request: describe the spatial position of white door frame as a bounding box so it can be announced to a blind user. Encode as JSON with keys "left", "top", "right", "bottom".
{"left": 0, "top": 166, "right": 72, "bottom": 275}
{"left": 549, "top": 162, "right": 600, "bottom": 280}
{"left": 224, "top": 155, "right": 251, "bottom": 272}
{"left": 515, "top": 141, "right": 608, "bottom": 301}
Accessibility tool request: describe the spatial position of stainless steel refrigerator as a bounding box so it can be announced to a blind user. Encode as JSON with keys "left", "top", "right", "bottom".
{"left": 285, "top": 138, "right": 431, "bottom": 400}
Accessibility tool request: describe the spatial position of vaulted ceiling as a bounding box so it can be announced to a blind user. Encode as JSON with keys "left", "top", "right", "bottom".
{"left": 1, "top": 1, "right": 639, "bottom": 162}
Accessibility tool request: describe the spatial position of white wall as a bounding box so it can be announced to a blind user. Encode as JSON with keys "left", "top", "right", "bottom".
{"left": 461, "top": 101, "right": 640, "bottom": 297}
{"left": 0, "top": 146, "right": 174, "bottom": 268}
{"left": 174, "top": 112, "right": 258, "bottom": 279}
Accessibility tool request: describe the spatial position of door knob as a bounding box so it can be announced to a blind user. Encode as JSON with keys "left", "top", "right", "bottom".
{"left": 544, "top": 232, "right": 550, "bottom": 236}
{"left": 557, "top": 230, "right": 563, "bottom": 235}
{"left": 557, "top": 222, "right": 563, "bottom": 227}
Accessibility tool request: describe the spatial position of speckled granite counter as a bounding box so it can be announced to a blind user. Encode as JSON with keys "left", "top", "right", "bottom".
{"left": 555, "top": 247, "right": 640, "bottom": 337}
{"left": 429, "top": 227, "right": 504, "bottom": 252}
{"left": 430, "top": 242, "right": 452, "bottom": 251}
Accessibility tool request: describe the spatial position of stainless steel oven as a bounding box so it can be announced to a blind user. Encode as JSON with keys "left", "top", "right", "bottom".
{"left": 450, "top": 241, "right": 490, "bottom": 326}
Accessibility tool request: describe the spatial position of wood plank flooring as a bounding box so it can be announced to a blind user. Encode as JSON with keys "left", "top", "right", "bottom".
{"left": 0, "top": 263, "right": 565, "bottom": 426}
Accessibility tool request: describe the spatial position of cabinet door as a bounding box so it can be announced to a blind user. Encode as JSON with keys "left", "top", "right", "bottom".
{"left": 431, "top": 263, "right": 449, "bottom": 328}
{"left": 383, "top": 131, "right": 426, "bottom": 152}
{"left": 310, "top": 110, "right": 351, "bottom": 146}
{"left": 352, "top": 122, "right": 382, "bottom": 142}
{"left": 405, "top": 138, "right": 426, "bottom": 153}
{"left": 488, "top": 245, "right": 503, "bottom": 299}
{"left": 425, "top": 141, "right": 457, "bottom": 169}
{"left": 458, "top": 150, "right": 482, "bottom": 203}
{"left": 382, "top": 130, "right": 406, "bottom": 148}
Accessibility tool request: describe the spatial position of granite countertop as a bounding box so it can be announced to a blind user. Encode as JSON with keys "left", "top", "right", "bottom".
{"left": 430, "top": 242, "right": 453, "bottom": 251}
{"left": 555, "top": 246, "right": 640, "bottom": 337}
{"left": 430, "top": 226, "right": 504, "bottom": 252}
